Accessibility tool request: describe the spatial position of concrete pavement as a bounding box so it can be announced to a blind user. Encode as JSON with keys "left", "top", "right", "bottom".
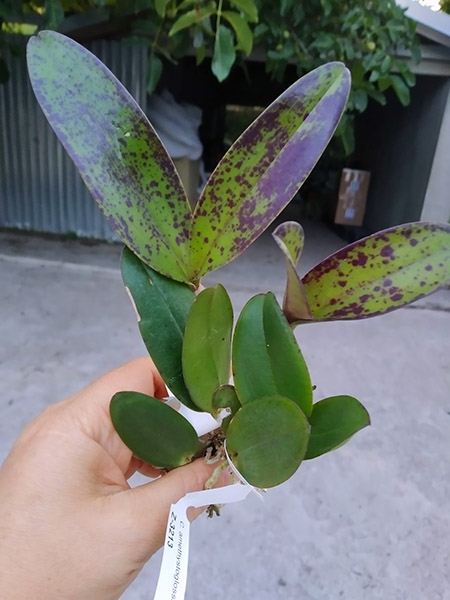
{"left": 1, "top": 219, "right": 449, "bottom": 600}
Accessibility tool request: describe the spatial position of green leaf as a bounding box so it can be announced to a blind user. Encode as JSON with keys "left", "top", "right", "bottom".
{"left": 233, "top": 293, "right": 313, "bottom": 416}
{"left": 110, "top": 391, "right": 199, "bottom": 468}
{"left": 302, "top": 222, "right": 450, "bottom": 321}
{"left": 222, "top": 11, "right": 253, "bottom": 55}
{"left": 187, "top": 62, "right": 350, "bottom": 280}
{"left": 27, "top": 32, "right": 193, "bottom": 284}
{"left": 229, "top": 0, "right": 258, "bottom": 22}
{"left": 147, "top": 53, "right": 162, "bottom": 94}
{"left": 121, "top": 248, "right": 200, "bottom": 411}
{"left": 155, "top": 0, "right": 170, "bottom": 17}
{"left": 226, "top": 396, "right": 310, "bottom": 487}
{"left": 44, "top": 0, "right": 64, "bottom": 30}
{"left": 182, "top": 285, "right": 233, "bottom": 413}
{"left": 212, "top": 384, "right": 240, "bottom": 431}
{"left": 169, "top": 5, "right": 217, "bottom": 36}
{"left": 272, "top": 221, "right": 313, "bottom": 323}
{"left": 305, "top": 395, "right": 370, "bottom": 460}
{"left": 391, "top": 74, "right": 410, "bottom": 106}
{"left": 211, "top": 24, "right": 236, "bottom": 82}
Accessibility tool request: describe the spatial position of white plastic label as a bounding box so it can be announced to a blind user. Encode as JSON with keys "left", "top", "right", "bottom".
{"left": 153, "top": 484, "right": 253, "bottom": 600}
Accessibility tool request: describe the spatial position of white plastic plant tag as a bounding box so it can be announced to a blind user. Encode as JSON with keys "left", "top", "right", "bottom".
{"left": 164, "top": 395, "right": 227, "bottom": 437}
{"left": 154, "top": 484, "right": 252, "bottom": 600}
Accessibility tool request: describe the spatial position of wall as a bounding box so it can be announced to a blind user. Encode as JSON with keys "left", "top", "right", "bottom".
{"left": 354, "top": 75, "right": 450, "bottom": 233}
{"left": 0, "top": 39, "right": 147, "bottom": 240}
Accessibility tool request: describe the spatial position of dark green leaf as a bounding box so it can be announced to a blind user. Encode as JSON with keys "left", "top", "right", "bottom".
{"left": 169, "top": 5, "right": 217, "bottom": 36}
{"left": 391, "top": 74, "right": 410, "bottom": 106}
{"left": 226, "top": 396, "right": 310, "bottom": 487}
{"left": 213, "top": 384, "right": 240, "bottom": 432}
{"left": 302, "top": 222, "right": 450, "bottom": 321}
{"left": 233, "top": 293, "right": 313, "bottom": 416}
{"left": 229, "top": 0, "right": 258, "bottom": 22}
{"left": 305, "top": 395, "right": 370, "bottom": 459}
{"left": 222, "top": 11, "right": 253, "bottom": 55}
{"left": 121, "top": 248, "right": 199, "bottom": 411}
{"left": 27, "top": 32, "right": 193, "bottom": 283}
{"left": 155, "top": 0, "right": 170, "bottom": 17}
{"left": 110, "top": 391, "right": 199, "bottom": 468}
{"left": 211, "top": 24, "right": 236, "bottom": 82}
{"left": 147, "top": 53, "right": 162, "bottom": 94}
{"left": 182, "top": 285, "right": 233, "bottom": 413}
{"left": 44, "top": 0, "right": 64, "bottom": 30}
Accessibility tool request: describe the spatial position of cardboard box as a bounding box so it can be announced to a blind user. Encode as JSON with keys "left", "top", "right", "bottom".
{"left": 334, "top": 168, "right": 371, "bottom": 226}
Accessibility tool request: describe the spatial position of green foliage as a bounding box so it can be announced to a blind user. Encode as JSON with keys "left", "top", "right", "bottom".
{"left": 305, "top": 395, "right": 370, "bottom": 460}
{"left": 27, "top": 36, "right": 450, "bottom": 490}
{"left": 121, "top": 248, "right": 199, "bottom": 412}
{"left": 182, "top": 285, "right": 233, "bottom": 413}
{"left": 226, "top": 396, "right": 310, "bottom": 488}
{"left": 233, "top": 293, "right": 313, "bottom": 416}
{"left": 110, "top": 391, "right": 200, "bottom": 468}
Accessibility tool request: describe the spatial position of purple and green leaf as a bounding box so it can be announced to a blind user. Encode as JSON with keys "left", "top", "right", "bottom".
{"left": 27, "top": 31, "right": 192, "bottom": 283}
{"left": 305, "top": 395, "right": 370, "bottom": 460}
{"left": 232, "top": 293, "right": 313, "bottom": 417}
{"left": 182, "top": 285, "right": 233, "bottom": 413}
{"left": 187, "top": 62, "right": 350, "bottom": 281}
{"left": 272, "top": 221, "right": 313, "bottom": 323}
{"left": 226, "top": 395, "right": 310, "bottom": 488}
{"left": 302, "top": 222, "right": 450, "bottom": 321}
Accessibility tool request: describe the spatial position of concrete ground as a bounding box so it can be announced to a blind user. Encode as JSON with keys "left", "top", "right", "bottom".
{"left": 1, "top": 218, "right": 450, "bottom": 600}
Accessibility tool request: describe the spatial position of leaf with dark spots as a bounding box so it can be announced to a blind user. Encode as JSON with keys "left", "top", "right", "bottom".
{"left": 272, "top": 221, "right": 313, "bottom": 323}
{"left": 121, "top": 248, "right": 200, "bottom": 411}
{"left": 187, "top": 62, "right": 351, "bottom": 280}
{"left": 302, "top": 222, "right": 450, "bottom": 322}
{"left": 27, "top": 31, "right": 192, "bottom": 284}
{"left": 232, "top": 293, "right": 313, "bottom": 417}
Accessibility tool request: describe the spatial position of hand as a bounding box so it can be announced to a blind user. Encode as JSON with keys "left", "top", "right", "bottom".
{"left": 0, "top": 358, "right": 221, "bottom": 600}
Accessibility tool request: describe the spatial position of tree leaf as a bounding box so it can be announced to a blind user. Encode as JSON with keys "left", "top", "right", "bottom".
{"left": 169, "top": 5, "right": 217, "bottom": 36}
{"left": 187, "top": 62, "right": 350, "bottom": 281}
{"left": 211, "top": 24, "right": 236, "bottom": 83}
{"left": 226, "top": 396, "right": 310, "bottom": 487}
{"left": 155, "top": 0, "right": 170, "bottom": 17}
{"left": 121, "top": 248, "right": 200, "bottom": 411}
{"left": 182, "top": 285, "right": 233, "bottom": 413}
{"left": 147, "top": 53, "right": 162, "bottom": 94}
{"left": 222, "top": 11, "right": 253, "bottom": 55}
{"left": 272, "top": 221, "right": 313, "bottom": 323}
{"left": 304, "top": 395, "right": 370, "bottom": 460}
{"left": 233, "top": 293, "right": 313, "bottom": 416}
{"left": 44, "top": 0, "right": 64, "bottom": 30}
{"left": 302, "top": 222, "right": 450, "bottom": 321}
{"left": 212, "top": 384, "right": 240, "bottom": 431}
{"left": 229, "top": 0, "right": 258, "bottom": 22}
{"left": 27, "top": 31, "right": 192, "bottom": 283}
{"left": 391, "top": 74, "right": 410, "bottom": 106}
{"left": 110, "top": 391, "right": 199, "bottom": 468}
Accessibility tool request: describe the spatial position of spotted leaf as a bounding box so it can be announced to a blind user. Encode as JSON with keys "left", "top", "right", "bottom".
{"left": 272, "top": 221, "right": 313, "bottom": 323}
{"left": 187, "top": 62, "right": 350, "bottom": 281}
{"left": 302, "top": 222, "right": 450, "bottom": 321}
{"left": 27, "top": 31, "right": 192, "bottom": 283}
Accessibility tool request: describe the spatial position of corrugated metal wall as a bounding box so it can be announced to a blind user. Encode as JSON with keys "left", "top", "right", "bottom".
{"left": 0, "top": 40, "right": 148, "bottom": 241}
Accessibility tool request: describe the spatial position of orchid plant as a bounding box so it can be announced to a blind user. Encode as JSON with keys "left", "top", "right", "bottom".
{"left": 27, "top": 31, "right": 450, "bottom": 490}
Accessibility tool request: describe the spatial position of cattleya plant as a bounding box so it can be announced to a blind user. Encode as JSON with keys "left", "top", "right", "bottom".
{"left": 27, "top": 32, "right": 450, "bottom": 490}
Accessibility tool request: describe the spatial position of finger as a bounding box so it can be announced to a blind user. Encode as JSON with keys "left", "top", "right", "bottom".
{"left": 121, "top": 458, "right": 228, "bottom": 553}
